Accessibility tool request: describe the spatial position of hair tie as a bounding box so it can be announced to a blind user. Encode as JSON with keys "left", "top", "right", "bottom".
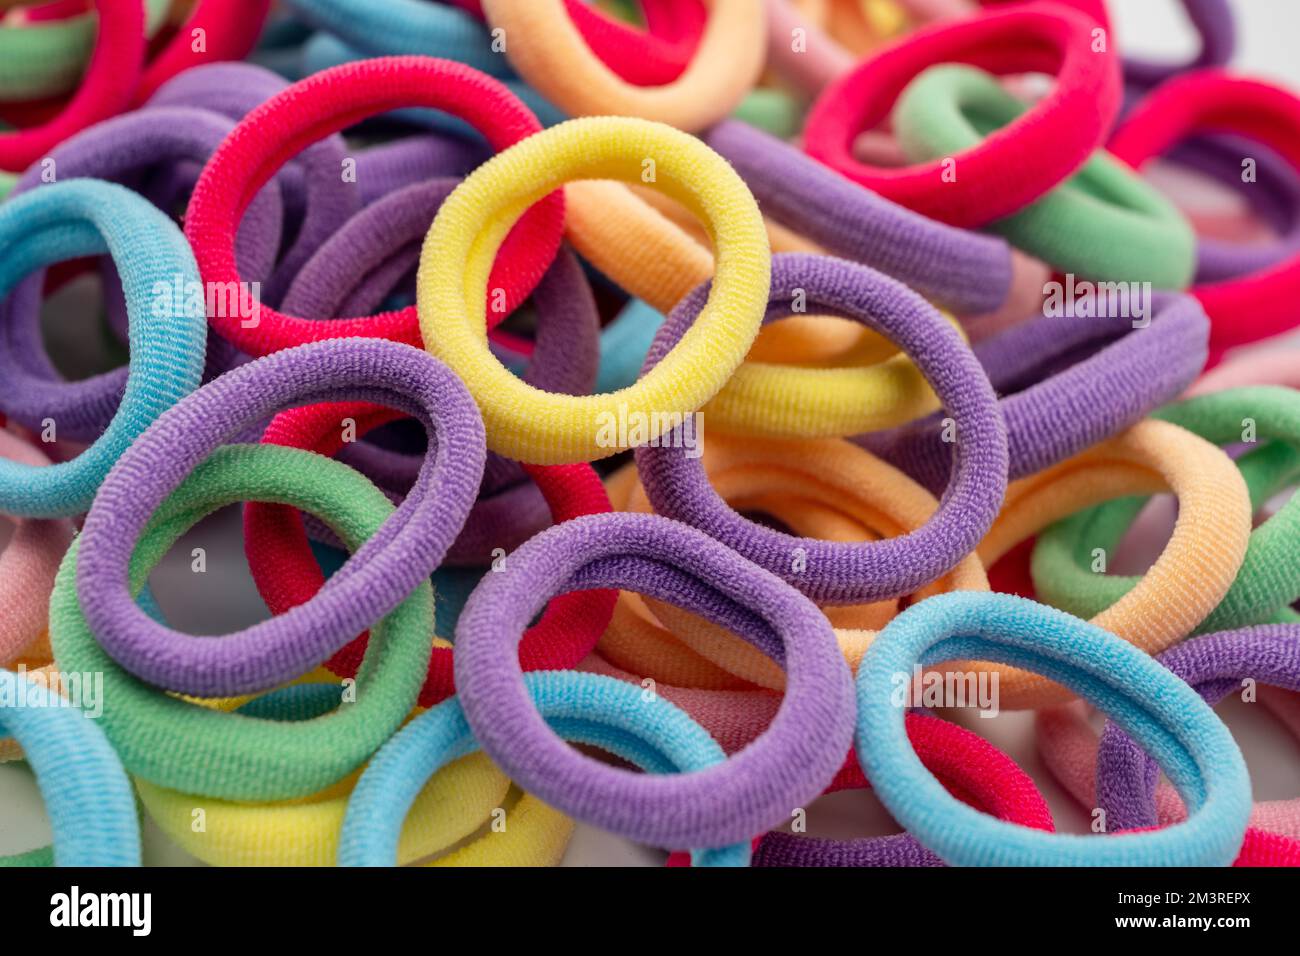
{"left": 606, "top": 434, "right": 990, "bottom": 687}
{"left": 637, "top": 253, "right": 1006, "bottom": 606}
{"left": 245, "top": 405, "right": 616, "bottom": 707}
{"left": 281, "top": 0, "right": 514, "bottom": 77}
{"left": 479, "top": 0, "right": 763, "bottom": 132}
{"left": 1110, "top": 71, "right": 1300, "bottom": 361}
{"left": 862, "top": 294, "right": 1209, "bottom": 493}
{"left": 804, "top": 3, "right": 1121, "bottom": 227}
{"left": 73, "top": 339, "right": 485, "bottom": 699}
{"left": 131, "top": 683, "right": 569, "bottom": 867}
{"left": 745, "top": 714, "right": 1053, "bottom": 866}
{"left": 0, "top": 669, "right": 139, "bottom": 866}
{"left": 0, "top": 0, "right": 145, "bottom": 172}
{"left": 1189, "top": 347, "right": 1300, "bottom": 395}
{"left": 0, "top": 0, "right": 167, "bottom": 103}
{"left": 856, "top": 591, "right": 1251, "bottom": 866}
{"left": 0, "top": 179, "right": 206, "bottom": 518}
{"left": 1123, "top": 0, "right": 1234, "bottom": 92}
{"left": 185, "top": 55, "right": 564, "bottom": 356}
{"left": 419, "top": 115, "right": 770, "bottom": 464}
{"left": 1096, "top": 626, "right": 1300, "bottom": 859}
{"left": 0, "top": 430, "right": 74, "bottom": 666}
{"left": 341, "top": 670, "right": 750, "bottom": 866}
{"left": 704, "top": 119, "right": 1014, "bottom": 315}
{"left": 1033, "top": 387, "right": 1300, "bottom": 634}
{"left": 893, "top": 64, "right": 1196, "bottom": 288}
{"left": 51, "top": 443, "right": 437, "bottom": 802}
{"left": 453, "top": 511, "right": 855, "bottom": 848}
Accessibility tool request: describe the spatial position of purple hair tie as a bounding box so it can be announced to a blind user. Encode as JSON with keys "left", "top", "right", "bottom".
{"left": 1096, "top": 625, "right": 1300, "bottom": 833}
{"left": 453, "top": 510, "right": 856, "bottom": 848}
{"left": 74, "top": 338, "right": 486, "bottom": 698}
{"left": 703, "top": 120, "right": 1013, "bottom": 315}
{"left": 860, "top": 292, "right": 1210, "bottom": 494}
{"left": 1124, "top": 0, "right": 1235, "bottom": 92}
{"left": 636, "top": 252, "right": 1008, "bottom": 605}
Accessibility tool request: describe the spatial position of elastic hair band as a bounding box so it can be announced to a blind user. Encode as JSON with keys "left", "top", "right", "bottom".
{"left": 1189, "top": 348, "right": 1300, "bottom": 396}
{"left": 418, "top": 115, "right": 770, "bottom": 464}
{"left": 638, "top": 253, "right": 1006, "bottom": 605}
{"left": 0, "top": 179, "right": 206, "bottom": 518}
{"left": 51, "top": 443, "right": 434, "bottom": 802}
{"left": 132, "top": 684, "right": 569, "bottom": 867}
{"left": 1096, "top": 626, "right": 1300, "bottom": 859}
{"left": 1109, "top": 71, "right": 1300, "bottom": 361}
{"left": 184, "top": 56, "right": 564, "bottom": 356}
{"left": 970, "top": 418, "right": 1252, "bottom": 709}
{"left": 340, "top": 670, "right": 751, "bottom": 866}
{"left": 855, "top": 591, "right": 1251, "bottom": 866}
{"left": 245, "top": 408, "right": 616, "bottom": 708}
{"left": 704, "top": 119, "right": 1014, "bottom": 315}
{"left": 280, "top": 0, "right": 514, "bottom": 77}
{"left": 803, "top": 3, "right": 1122, "bottom": 227}
{"left": 1033, "top": 387, "right": 1300, "bottom": 634}
{"left": 0, "top": 0, "right": 144, "bottom": 173}
{"left": 0, "top": 669, "right": 139, "bottom": 866}
{"left": 861, "top": 293, "right": 1210, "bottom": 494}
{"left": 454, "top": 511, "right": 855, "bottom": 848}
{"left": 134, "top": 0, "right": 273, "bottom": 104}
{"left": 746, "top": 713, "right": 1054, "bottom": 866}
{"left": 73, "top": 338, "right": 485, "bottom": 699}
{"left": 480, "top": 0, "right": 763, "bottom": 132}
{"left": 0, "top": 0, "right": 167, "bottom": 103}
{"left": 0, "top": 430, "right": 74, "bottom": 665}
{"left": 893, "top": 64, "right": 1196, "bottom": 288}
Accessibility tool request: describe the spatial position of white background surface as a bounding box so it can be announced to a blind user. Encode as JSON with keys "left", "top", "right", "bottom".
{"left": 2, "top": 0, "right": 1300, "bottom": 866}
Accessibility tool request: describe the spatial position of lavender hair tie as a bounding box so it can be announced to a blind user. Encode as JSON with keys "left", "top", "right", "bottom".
{"left": 1168, "top": 136, "right": 1300, "bottom": 282}
{"left": 1097, "top": 625, "right": 1300, "bottom": 833}
{"left": 0, "top": 108, "right": 282, "bottom": 441}
{"left": 283, "top": 190, "right": 599, "bottom": 562}
{"left": 636, "top": 253, "right": 1008, "bottom": 606}
{"left": 1124, "top": 0, "right": 1235, "bottom": 92}
{"left": 351, "top": 135, "right": 486, "bottom": 206}
{"left": 454, "top": 510, "right": 856, "bottom": 848}
{"left": 860, "top": 293, "right": 1210, "bottom": 494}
{"left": 703, "top": 120, "right": 1013, "bottom": 315}
{"left": 74, "top": 338, "right": 486, "bottom": 698}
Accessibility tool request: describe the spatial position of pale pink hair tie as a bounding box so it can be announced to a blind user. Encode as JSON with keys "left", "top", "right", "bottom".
{"left": 0, "top": 428, "right": 75, "bottom": 666}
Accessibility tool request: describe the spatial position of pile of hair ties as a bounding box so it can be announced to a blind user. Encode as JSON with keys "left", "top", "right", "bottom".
{"left": 0, "top": 0, "right": 1298, "bottom": 869}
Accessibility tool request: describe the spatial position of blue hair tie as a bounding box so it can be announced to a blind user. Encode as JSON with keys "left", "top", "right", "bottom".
{"left": 0, "top": 179, "right": 206, "bottom": 517}
{"left": 855, "top": 591, "right": 1252, "bottom": 866}
{"left": 0, "top": 669, "right": 140, "bottom": 866}
{"left": 339, "top": 670, "right": 751, "bottom": 867}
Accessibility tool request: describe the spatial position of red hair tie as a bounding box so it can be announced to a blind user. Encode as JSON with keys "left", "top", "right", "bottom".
{"left": 244, "top": 402, "right": 617, "bottom": 708}
{"left": 136, "top": 0, "right": 272, "bottom": 104}
{"left": 803, "top": 2, "right": 1121, "bottom": 227}
{"left": 184, "top": 56, "right": 564, "bottom": 356}
{"left": 1110, "top": 69, "right": 1300, "bottom": 364}
{"left": 0, "top": 0, "right": 143, "bottom": 172}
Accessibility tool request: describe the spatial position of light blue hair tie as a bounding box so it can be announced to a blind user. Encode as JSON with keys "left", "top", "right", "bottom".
{"left": 0, "top": 669, "right": 140, "bottom": 867}
{"left": 855, "top": 591, "right": 1252, "bottom": 867}
{"left": 0, "top": 179, "right": 206, "bottom": 517}
{"left": 339, "top": 670, "right": 750, "bottom": 867}
{"left": 596, "top": 299, "right": 665, "bottom": 395}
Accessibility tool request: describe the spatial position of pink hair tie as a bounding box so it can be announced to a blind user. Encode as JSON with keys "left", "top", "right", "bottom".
{"left": 1110, "top": 70, "right": 1300, "bottom": 364}
{"left": 0, "top": 429, "right": 74, "bottom": 666}
{"left": 0, "top": 0, "right": 144, "bottom": 172}
{"left": 1186, "top": 347, "right": 1300, "bottom": 396}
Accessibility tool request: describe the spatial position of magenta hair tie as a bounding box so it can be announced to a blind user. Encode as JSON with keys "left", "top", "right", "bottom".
{"left": 702, "top": 120, "right": 1014, "bottom": 316}
{"left": 73, "top": 339, "right": 486, "bottom": 698}
{"left": 637, "top": 253, "right": 1008, "bottom": 605}
{"left": 861, "top": 293, "right": 1210, "bottom": 493}
{"left": 454, "top": 511, "right": 856, "bottom": 848}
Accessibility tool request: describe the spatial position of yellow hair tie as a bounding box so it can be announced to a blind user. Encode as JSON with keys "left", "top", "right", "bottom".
{"left": 419, "top": 116, "right": 771, "bottom": 464}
